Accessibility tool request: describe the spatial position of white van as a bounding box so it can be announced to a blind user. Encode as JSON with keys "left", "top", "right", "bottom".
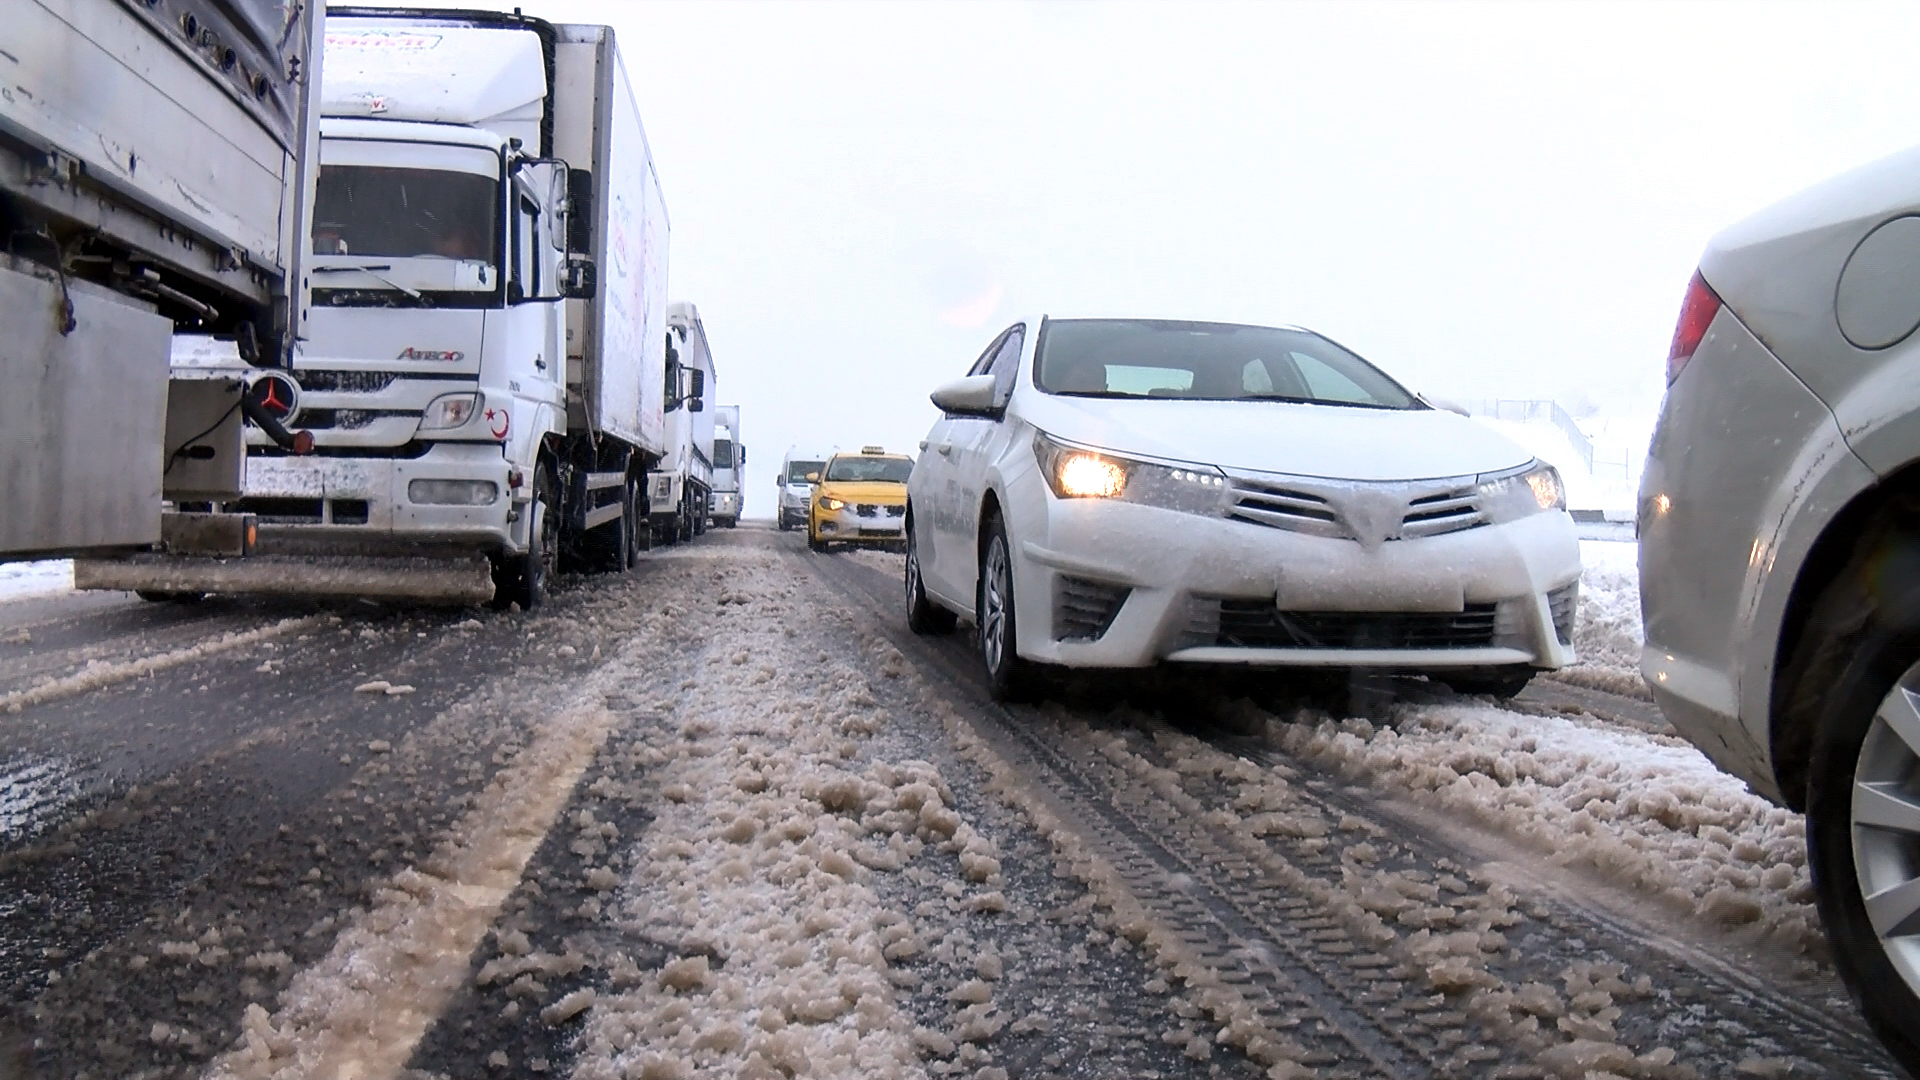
{"left": 776, "top": 447, "right": 833, "bottom": 531}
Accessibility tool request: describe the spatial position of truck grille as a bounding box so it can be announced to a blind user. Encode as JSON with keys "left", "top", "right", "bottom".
{"left": 1548, "top": 583, "right": 1578, "bottom": 645}
{"left": 296, "top": 371, "right": 399, "bottom": 394}
{"left": 296, "top": 409, "right": 414, "bottom": 430}
{"left": 1055, "top": 576, "right": 1130, "bottom": 642}
{"left": 1225, "top": 473, "right": 1486, "bottom": 543}
{"left": 1190, "top": 597, "right": 1499, "bottom": 650}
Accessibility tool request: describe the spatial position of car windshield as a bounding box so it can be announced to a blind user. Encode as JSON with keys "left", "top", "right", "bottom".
{"left": 1033, "top": 319, "right": 1420, "bottom": 409}
{"left": 824, "top": 457, "right": 913, "bottom": 483}
{"left": 786, "top": 461, "right": 825, "bottom": 484}
{"left": 313, "top": 165, "right": 499, "bottom": 263}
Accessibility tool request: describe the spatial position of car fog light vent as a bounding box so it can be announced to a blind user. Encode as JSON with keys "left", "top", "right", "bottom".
{"left": 1548, "top": 583, "right": 1578, "bottom": 646}
{"left": 1054, "top": 576, "right": 1130, "bottom": 642}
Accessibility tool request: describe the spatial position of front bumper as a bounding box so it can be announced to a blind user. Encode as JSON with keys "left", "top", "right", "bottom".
{"left": 235, "top": 442, "right": 520, "bottom": 556}
{"left": 813, "top": 503, "right": 906, "bottom": 545}
{"left": 711, "top": 490, "right": 740, "bottom": 518}
{"left": 1008, "top": 492, "right": 1580, "bottom": 671}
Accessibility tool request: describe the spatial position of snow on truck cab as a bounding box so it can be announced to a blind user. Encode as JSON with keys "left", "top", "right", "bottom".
{"left": 74, "top": 7, "right": 672, "bottom": 610}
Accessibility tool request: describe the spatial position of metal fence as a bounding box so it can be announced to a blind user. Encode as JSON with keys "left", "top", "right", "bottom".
{"left": 1464, "top": 399, "right": 1595, "bottom": 474}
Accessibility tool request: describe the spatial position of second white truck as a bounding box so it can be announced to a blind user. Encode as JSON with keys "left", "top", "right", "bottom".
{"left": 650, "top": 302, "right": 715, "bottom": 545}
{"left": 76, "top": 6, "right": 671, "bottom": 609}
{"left": 709, "top": 405, "right": 744, "bottom": 528}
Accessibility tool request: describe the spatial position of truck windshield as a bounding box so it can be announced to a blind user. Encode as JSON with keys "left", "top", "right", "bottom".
{"left": 1034, "top": 319, "right": 1420, "bottom": 409}
{"left": 313, "top": 165, "right": 498, "bottom": 263}
{"left": 787, "top": 462, "right": 824, "bottom": 484}
{"left": 825, "top": 457, "right": 913, "bottom": 483}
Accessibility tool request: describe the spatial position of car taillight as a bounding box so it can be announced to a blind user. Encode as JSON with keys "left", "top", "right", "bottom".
{"left": 1667, "top": 271, "right": 1722, "bottom": 384}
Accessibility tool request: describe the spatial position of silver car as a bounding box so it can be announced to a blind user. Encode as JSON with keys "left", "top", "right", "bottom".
{"left": 1640, "top": 144, "right": 1920, "bottom": 1070}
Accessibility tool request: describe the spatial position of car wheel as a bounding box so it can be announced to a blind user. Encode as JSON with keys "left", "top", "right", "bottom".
{"left": 1798, "top": 566, "right": 1920, "bottom": 1075}
{"left": 1442, "top": 666, "right": 1536, "bottom": 699}
{"left": 906, "top": 522, "right": 957, "bottom": 636}
{"left": 978, "top": 515, "right": 1038, "bottom": 702}
{"left": 493, "top": 464, "right": 558, "bottom": 611}
{"left": 778, "top": 514, "right": 791, "bottom": 532}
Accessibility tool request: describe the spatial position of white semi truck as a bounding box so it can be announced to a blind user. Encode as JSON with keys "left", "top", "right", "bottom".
{"left": 709, "top": 405, "right": 744, "bottom": 528}
{"left": 650, "top": 302, "right": 714, "bottom": 545}
{"left": 75, "top": 6, "right": 672, "bottom": 609}
{"left": 2, "top": 0, "right": 326, "bottom": 563}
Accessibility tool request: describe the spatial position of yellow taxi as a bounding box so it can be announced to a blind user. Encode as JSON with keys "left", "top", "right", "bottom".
{"left": 808, "top": 447, "right": 913, "bottom": 553}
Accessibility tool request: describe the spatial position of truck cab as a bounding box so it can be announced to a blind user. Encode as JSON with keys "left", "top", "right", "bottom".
{"left": 710, "top": 405, "right": 744, "bottom": 528}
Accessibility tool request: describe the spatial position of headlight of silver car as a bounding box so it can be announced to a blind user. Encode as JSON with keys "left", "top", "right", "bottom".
{"left": 1476, "top": 460, "right": 1565, "bottom": 523}
{"left": 1032, "top": 432, "right": 1227, "bottom": 516}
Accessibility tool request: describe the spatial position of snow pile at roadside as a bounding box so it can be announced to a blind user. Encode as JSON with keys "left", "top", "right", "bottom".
{"left": 1556, "top": 539, "right": 1647, "bottom": 698}
{"left": 573, "top": 557, "right": 999, "bottom": 1080}
{"left": 1267, "top": 702, "right": 1822, "bottom": 953}
{"left": 0, "top": 559, "right": 72, "bottom": 602}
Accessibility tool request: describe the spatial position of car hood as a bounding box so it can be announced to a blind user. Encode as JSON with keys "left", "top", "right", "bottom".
{"left": 1018, "top": 395, "right": 1534, "bottom": 481}
{"left": 819, "top": 480, "right": 907, "bottom": 502}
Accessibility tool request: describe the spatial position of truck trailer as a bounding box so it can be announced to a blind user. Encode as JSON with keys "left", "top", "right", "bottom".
{"left": 2, "top": 0, "right": 326, "bottom": 562}
{"left": 709, "top": 405, "right": 744, "bottom": 528}
{"left": 650, "top": 301, "right": 714, "bottom": 545}
{"left": 75, "top": 6, "right": 671, "bottom": 609}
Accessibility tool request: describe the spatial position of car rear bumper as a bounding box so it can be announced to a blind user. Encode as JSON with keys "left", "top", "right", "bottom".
{"left": 1009, "top": 492, "right": 1580, "bottom": 671}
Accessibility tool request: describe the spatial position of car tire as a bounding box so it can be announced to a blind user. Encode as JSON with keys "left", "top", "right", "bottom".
{"left": 778, "top": 514, "right": 791, "bottom": 532}
{"left": 1791, "top": 539, "right": 1920, "bottom": 1075}
{"left": 1442, "top": 666, "right": 1536, "bottom": 699}
{"left": 492, "top": 463, "right": 558, "bottom": 611}
{"left": 906, "top": 522, "right": 957, "bottom": 636}
{"left": 808, "top": 535, "right": 828, "bottom": 554}
{"left": 978, "top": 514, "right": 1039, "bottom": 702}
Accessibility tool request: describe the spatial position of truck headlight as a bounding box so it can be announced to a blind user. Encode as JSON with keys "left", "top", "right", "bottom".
{"left": 1477, "top": 461, "right": 1565, "bottom": 523}
{"left": 1032, "top": 432, "right": 1226, "bottom": 515}
{"left": 418, "top": 393, "right": 479, "bottom": 431}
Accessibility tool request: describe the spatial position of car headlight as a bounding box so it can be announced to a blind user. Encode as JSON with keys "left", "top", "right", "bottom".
{"left": 1032, "top": 432, "right": 1226, "bottom": 515}
{"left": 1477, "top": 461, "right": 1565, "bottom": 523}
{"left": 820, "top": 496, "right": 846, "bottom": 511}
{"left": 418, "top": 392, "right": 479, "bottom": 431}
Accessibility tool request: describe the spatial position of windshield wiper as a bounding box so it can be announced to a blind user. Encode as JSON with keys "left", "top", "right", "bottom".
{"left": 1050, "top": 390, "right": 1146, "bottom": 399}
{"left": 1240, "top": 393, "right": 1403, "bottom": 409}
{"left": 313, "top": 263, "right": 425, "bottom": 302}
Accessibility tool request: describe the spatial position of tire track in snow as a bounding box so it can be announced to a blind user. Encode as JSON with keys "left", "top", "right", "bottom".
{"left": 0, "top": 614, "right": 326, "bottom": 715}
{"left": 812, "top": 548, "right": 1904, "bottom": 1078}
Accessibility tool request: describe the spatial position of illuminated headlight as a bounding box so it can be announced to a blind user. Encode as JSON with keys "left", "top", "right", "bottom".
{"left": 417, "top": 393, "right": 479, "bottom": 432}
{"left": 820, "top": 496, "right": 847, "bottom": 511}
{"left": 1032, "top": 432, "right": 1226, "bottom": 515}
{"left": 408, "top": 479, "right": 498, "bottom": 505}
{"left": 1477, "top": 461, "right": 1565, "bottom": 523}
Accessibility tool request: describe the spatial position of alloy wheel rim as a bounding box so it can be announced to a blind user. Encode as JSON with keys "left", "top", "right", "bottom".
{"left": 905, "top": 542, "right": 921, "bottom": 607}
{"left": 1853, "top": 666, "right": 1920, "bottom": 998}
{"left": 982, "top": 540, "right": 1007, "bottom": 673}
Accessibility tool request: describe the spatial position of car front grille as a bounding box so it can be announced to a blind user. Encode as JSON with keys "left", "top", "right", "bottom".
{"left": 856, "top": 504, "right": 878, "bottom": 518}
{"left": 1055, "top": 576, "right": 1131, "bottom": 642}
{"left": 1548, "top": 582, "right": 1578, "bottom": 645}
{"left": 1225, "top": 473, "right": 1486, "bottom": 543}
{"left": 1189, "top": 597, "right": 1499, "bottom": 650}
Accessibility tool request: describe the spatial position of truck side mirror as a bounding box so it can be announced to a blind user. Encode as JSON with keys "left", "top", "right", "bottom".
{"left": 561, "top": 255, "right": 596, "bottom": 299}
{"left": 690, "top": 398, "right": 705, "bottom": 413}
{"left": 567, "top": 168, "right": 594, "bottom": 254}
{"left": 688, "top": 369, "right": 705, "bottom": 400}
{"left": 738, "top": 446, "right": 746, "bottom": 465}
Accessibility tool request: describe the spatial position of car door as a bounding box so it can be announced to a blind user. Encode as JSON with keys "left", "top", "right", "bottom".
{"left": 919, "top": 327, "right": 1012, "bottom": 604}
{"left": 938, "top": 324, "right": 1026, "bottom": 609}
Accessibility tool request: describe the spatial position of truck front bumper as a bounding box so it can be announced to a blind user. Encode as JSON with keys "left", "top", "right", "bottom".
{"left": 73, "top": 553, "right": 495, "bottom": 604}
{"left": 239, "top": 443, "right": 521, "bottom": 554}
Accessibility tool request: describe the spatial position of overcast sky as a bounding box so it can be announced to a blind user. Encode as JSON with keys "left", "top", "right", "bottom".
{"left": 501, "top": 0, "right": 1918, "bottom": 517}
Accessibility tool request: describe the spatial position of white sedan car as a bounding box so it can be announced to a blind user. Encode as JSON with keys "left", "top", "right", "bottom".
{"left": 904, "top": 316, "right": 1580, "bottom": 701}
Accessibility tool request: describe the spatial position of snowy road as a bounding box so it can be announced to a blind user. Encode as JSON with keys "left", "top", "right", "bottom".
{"left": 0, "top": 527, "right": 1899, "bottom": 1079}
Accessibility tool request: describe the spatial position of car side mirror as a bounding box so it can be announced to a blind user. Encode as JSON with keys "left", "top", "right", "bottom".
{"left": 930, "top": 374, "right": 998, "bottom": 417}
{"left": 561, "top": 255, "right": 596, "bottom": 299}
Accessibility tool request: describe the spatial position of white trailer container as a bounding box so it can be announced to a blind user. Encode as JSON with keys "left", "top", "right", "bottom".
{"left": 709, "top": 405, "right": 744, "bottom": 528}
{"left": 651, "top": 301, "right": 715, "bottom": 544}
{"left": 76, "top": 7, "right": 671, "bottom": 609}
{"left": 1, "top": 0, "right": 325, "bottom": 562}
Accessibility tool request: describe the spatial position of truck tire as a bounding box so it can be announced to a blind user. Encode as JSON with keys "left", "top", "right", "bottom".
{"left": 678, "top": 493, "right": 695, "bottom": 544}
{"left": 493, "top": 465, "right": 558, "bottom": 611}
{"left": 723, "top": 517, "right": 736, "bottom": 529}
{"left": 623, "top": 476, "right": 644, "bottom": 567}
{"left": 905, "top": 522, "right": 956, "bottom": 635}
{"left": 1791, "top": 530, "right": 1920, "bottom": 1075}
{"left": 978, "top": 514, "right": 1039, "bottom": 702}
{"left": 584, "top": 479, "right": 632, "bottom": 573}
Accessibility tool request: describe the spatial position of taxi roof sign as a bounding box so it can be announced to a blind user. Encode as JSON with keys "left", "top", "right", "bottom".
{"left": 859, "top": 445, "right": 887, "bottom": 454}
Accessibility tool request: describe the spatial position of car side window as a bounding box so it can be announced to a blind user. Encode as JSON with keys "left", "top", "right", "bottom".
{"left": 987, "top": 325, "right": 1025, "bottom": 409}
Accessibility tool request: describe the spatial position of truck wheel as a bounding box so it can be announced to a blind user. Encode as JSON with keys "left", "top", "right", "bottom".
{"left": 906, "top": 523, "right": 956, "bottom": 636}
{"left": 724, "top": 517, "right": 736, "bottom": 529}
{"left": 978, "top": 514, "right": 1039, "bottom": 702}
{"left": 1442, "top": 666, "right": 1535, "bottom": 699}
{"left": 623, "top": 477, "right": 644, "bottom": 567}
{"left": 1794, "top": 534, "right": 1920, "bottom": 1074}
{"left": 678, "top": 495, "right": 695, "bottom": 543}
{"left": 693, "top": 498, "right": 708, "bottom": 536}
{"left": 494, "top": 465, "right": 559, "bottom": 611}
{"left": 585, "top": 480, "right": 632, "bottom": 573}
